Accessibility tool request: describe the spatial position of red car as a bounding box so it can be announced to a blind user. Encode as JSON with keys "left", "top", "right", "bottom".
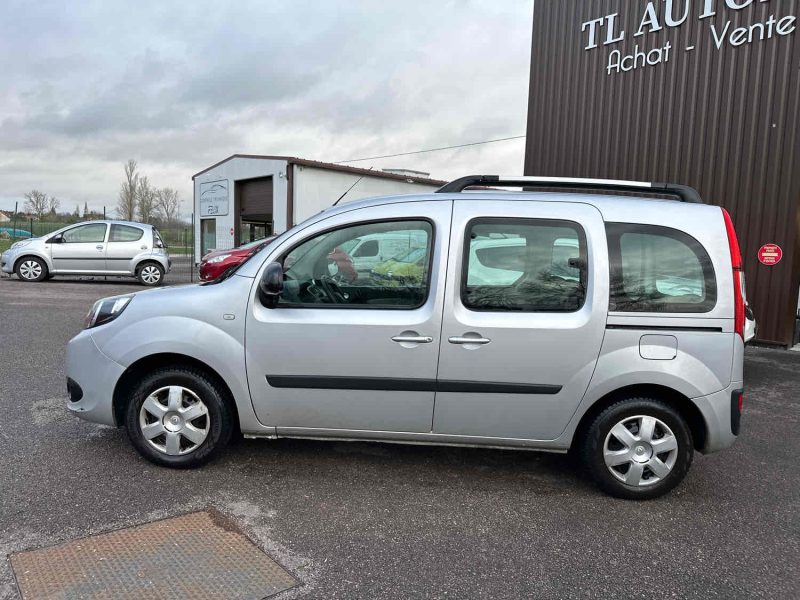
{"left": 199, "top": 237, "right": 276, "bottom": 281}
{"left": 199, "top": 237, "right": 358, "bottom": 283}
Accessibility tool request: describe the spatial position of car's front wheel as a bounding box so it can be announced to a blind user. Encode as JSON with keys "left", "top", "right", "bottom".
{"left": 137, "top": 262, "right": 164, "bottom": 286}
{"left": 15, "top": 256, "right": 48, "bottom": 282}
{"left": 582, "top": 398, "right": 693, "bottom": 500}
{"left": 125, "top": 367, "right": 233, "bottom": 468}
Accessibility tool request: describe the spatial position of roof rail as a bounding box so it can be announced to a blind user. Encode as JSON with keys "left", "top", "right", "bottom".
{"left": 435, "top": 175, "right": 704, "bottom": 204}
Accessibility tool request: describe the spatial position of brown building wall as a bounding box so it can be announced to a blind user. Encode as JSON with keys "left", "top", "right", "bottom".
{"left": 525, "top": 0, "right": 800, "bottom": 345}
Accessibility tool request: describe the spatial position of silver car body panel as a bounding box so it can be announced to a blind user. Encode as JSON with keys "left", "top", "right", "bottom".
{"left": 65, "top": 191, "right": 744, "bottom": 455}
{"left": 84, "top": 280, "right": 268, "bottom": 433}
{"left": 432, "top": 199, "right": 607, "bottom": 440}
{"left": 245, "top": 200, "right": 452, "bottom": 432}
{"left": 1, "top": 220, "right": 170, "bottom": 277}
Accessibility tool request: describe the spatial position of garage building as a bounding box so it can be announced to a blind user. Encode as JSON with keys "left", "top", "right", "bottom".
{"left": 525, "top": 0, "right": 800, "bottom": 347}
{"left": 192, "top": 155, "right": 444, "bottom": 257}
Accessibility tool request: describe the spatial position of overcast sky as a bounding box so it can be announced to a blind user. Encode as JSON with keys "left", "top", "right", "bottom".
{"left": 0, "top": 0, "right": 533, "bottom": 216}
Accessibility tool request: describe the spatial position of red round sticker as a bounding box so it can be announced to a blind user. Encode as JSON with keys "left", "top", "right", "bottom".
{"left": 230, "top": 227, "right": 234, "bottom": 236}
{"left": 757, "top": 244, "right": 782, "bottom": 266}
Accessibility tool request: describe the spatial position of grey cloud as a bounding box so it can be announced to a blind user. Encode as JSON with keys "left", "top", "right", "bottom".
{"left": 0, "top": 0, "right": 533, "bottom": 211}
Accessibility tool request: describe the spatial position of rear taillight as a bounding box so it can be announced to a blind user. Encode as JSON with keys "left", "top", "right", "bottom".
{"left": 722, "top": 209, "right": 746, "bottom": 340}
{"left": 731, "top": 389, "right": 744, "bottom": 436}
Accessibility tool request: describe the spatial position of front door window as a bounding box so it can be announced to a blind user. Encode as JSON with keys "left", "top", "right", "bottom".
{"left": 279, "top": 220, "right": 433, "bottom": 308}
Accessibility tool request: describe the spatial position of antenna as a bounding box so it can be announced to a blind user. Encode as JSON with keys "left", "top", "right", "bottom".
{"left": 332, "top": 168, "right": 372, "bottom": 206}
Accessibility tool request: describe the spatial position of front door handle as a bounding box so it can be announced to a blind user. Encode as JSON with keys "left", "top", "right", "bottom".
{"left": 392, "top": 335, "right": 434, "bottom": 344}
{"left": 448, "top": 336, "right": 491, "bottom": 345}
{"left": 96, "top": 245, "right": 104, "bottom": 250}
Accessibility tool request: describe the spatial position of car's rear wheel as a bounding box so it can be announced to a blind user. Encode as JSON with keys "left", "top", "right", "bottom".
{"left": 137, "top": 262, "right": 164, "bottom": 286}
{"left": 125, "top": 367, "right": 233, "bottom": 468}
{"left": 15, "top": 256, "right": 48, "bottom": 282}
{"left": 582, "top": 398, "right": 693, "bottom": 500}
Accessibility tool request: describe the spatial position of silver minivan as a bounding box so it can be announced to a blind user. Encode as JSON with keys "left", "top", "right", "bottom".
{"left": 65, "top": 177, "right": 746, "bottom": 499}
{"left": 1, "top": 220, "right": 171, "bottom": 286}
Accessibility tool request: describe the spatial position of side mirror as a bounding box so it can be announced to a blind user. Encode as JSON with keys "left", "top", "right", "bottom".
{"left": 49, "top": 235, "right": 63, "bottom": 244}
{"left": 259, "top": 261, "right": 284, "bottom": 308}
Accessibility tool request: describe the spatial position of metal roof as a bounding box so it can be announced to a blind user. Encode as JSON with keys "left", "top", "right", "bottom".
{"left": 192, "top": 154, "right": 447, "bottom": 187}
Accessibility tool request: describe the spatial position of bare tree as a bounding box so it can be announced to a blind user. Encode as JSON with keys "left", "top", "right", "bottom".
{"left": 155, "top": 187, "right": 181, "bottom": 224}
{"left": 23, "top": 190, "right": 50, "bottom": 220}
{"left": 48, "top": 196, "right": 60, "bottom": 215}
{"left": 136, "top": 175, "right": 157, "bottom": 223}
{"left": 83, "top": 201, "right": 89, "bottom": 218}
{"left": 116, "top": 159, "right": 139, "bottom": 221}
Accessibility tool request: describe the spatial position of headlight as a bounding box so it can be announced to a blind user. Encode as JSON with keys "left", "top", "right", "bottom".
{"left": 206, "top": 254, "right": 232, "bottom": 264}
{"left": 85, "top": 295, "right": 133, "bottom": 329}
{"left": 10, "top": 240, "right": 31, "bottom": 250}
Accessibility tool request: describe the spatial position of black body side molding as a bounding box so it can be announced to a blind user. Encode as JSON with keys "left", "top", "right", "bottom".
{"left": 266, "top": 376, "right": 561, "bottom": 395}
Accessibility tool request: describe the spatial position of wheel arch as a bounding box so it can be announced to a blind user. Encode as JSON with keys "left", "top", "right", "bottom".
{"left": 571, "top": 384, "right": 707, "bottom": 452}
{"left": 113, "top": 353, "right": 240, "bottom": 431}
{"left": 134, "top": 258, "right": 166, "bottom": 273}
{"left": 13, "top": 252, "right": 52, "bottom": 273}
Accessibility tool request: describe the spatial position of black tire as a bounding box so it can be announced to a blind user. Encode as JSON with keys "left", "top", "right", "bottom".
{"left": 125, "top": 366, "right": 233, "bottom": 468}
{"left": 137, "top": 261, "right": 164, "bottom": 286}
{"left": 15, "top": 256, "right": 48, "bottom": 282}
{"left": 582, "top": 398, "right": 694, "bottom": 500}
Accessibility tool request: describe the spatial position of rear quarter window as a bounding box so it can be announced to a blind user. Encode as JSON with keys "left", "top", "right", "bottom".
{"left": 109, "top": 224, "right": 144, "bottom": 242}
{"left": 606, "top": 223, "right": 717, "bottom": 313}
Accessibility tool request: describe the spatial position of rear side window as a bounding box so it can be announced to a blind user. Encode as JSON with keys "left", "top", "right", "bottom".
{"left": 461, "top": 218, "right": 587, "bottom": 312}
{"left": 109, "top": 224, "right": 144, "bottom": 242}
{"left": 606, "top": 223, "right": 716, "bottom": 313}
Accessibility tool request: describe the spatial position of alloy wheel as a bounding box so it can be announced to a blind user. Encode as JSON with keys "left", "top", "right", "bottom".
{"left": 19, "top": 260, "right": 42, "bottom": 280}
{"left": 138, "top": 386, "right": 210, "bottom": 456}
{"left": 603, "top": 415, "right": 679, "bottom": 487}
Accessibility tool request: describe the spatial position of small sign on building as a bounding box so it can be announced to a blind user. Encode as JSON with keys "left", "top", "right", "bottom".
{"left": 757, "top": 244, "right": 783, "bottom": 266}
{"left": 199, "top": 180, "right": 229, "bottom": 216}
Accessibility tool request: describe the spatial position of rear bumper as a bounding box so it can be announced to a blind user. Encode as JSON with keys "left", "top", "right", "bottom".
{"left": 65, "top": 329, "right": 126, "bottom": 426}
{"left": 693, "top": 380, "right": 744, "bottom": 454}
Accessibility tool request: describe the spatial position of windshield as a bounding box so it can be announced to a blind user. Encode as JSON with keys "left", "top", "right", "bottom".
{"left": 238, "top": 237, "right": 268, "bottom": 250}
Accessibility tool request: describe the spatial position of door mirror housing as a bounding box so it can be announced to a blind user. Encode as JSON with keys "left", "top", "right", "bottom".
{"left": 48, "top": 234, "right": 63, "bottom": 244}
{"left": 259, "top": 261, "right": 284, "bottom": 308}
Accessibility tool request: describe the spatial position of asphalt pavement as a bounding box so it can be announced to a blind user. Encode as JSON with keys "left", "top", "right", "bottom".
{"left": 0, "top": 275, "right": 798, "bottom": 599}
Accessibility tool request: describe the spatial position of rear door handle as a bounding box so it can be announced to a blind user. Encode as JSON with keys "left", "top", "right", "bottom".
{"left": 448, "top": 336, "right": 491, "bottom": 345}
{"left": 392, "top": 335, "right": 433, "bottom": 344}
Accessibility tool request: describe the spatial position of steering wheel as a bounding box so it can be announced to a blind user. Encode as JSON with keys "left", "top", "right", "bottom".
{"left": 318, "top": 275, "right": 347, "bottom": 303}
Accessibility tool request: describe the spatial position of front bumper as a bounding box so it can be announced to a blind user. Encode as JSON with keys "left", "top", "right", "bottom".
{"left": 1, "top": 251, "right": 15, "bottom": 274}
{"left": 693, "top": 380, "right": 744, "bottom": 454}
{"left": 65, "top": 329, "right": 126, "bottom": 426}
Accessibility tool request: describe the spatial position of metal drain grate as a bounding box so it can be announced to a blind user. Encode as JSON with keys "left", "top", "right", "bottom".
{"left": 10, "top": 510, "right": 297, "bottom": 600}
